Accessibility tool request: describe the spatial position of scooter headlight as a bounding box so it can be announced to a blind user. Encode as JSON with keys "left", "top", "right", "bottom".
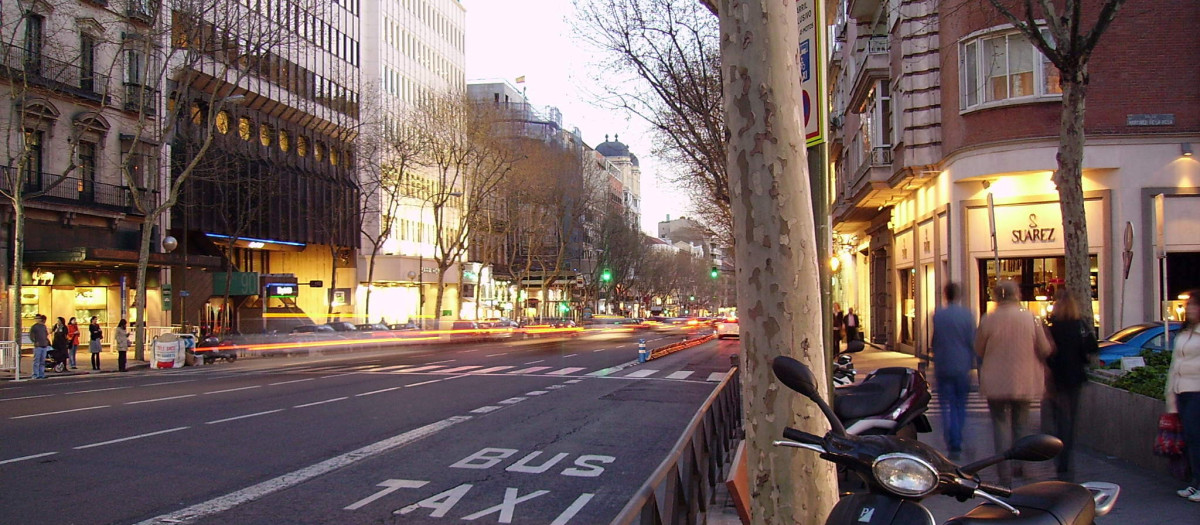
{"left": 872, "top": 453, "right": 938, "bottom": 497}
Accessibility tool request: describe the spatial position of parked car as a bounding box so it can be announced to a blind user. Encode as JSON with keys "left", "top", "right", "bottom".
{"left": 1097, "top": 321, "right": 1183, "bottom": 365}
{"left": 389, "top": 322, "right": 420, "bottom": 331}
{"left": 324, "top": 322, "right": 358, "bottom": 332}
{"left": 355, "top": 323, "right": 391, "bottom": 332}
{"left": 289, "top": 324, "right": 336, "bottom": 335}
{"left": 715, "top": 317, "right": 740, "bottom": 339}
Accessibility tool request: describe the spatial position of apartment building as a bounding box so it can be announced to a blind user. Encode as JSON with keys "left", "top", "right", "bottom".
{"left": 827, "top": 0, "right": 1200, "bottom": 356}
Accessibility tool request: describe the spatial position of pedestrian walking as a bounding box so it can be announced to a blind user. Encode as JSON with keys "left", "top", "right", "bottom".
{"left": 1167, "top": 290, "right": 1200, "bottom": 502}
{"left": 930, "top": 282, "right": 976, "bottom": 458}
{"left": 29, "top": 314, "right": 51, "bottom": 379}
{"left": 66, "top": 317, "right": 80, "bottom": 369}
{"left": 88, "top": 316, "right": 103, "bottom": 371}
{"left": 51, "top": 317, "right": 70, "bottom": 372}
{"left": 975, "top": 280, "right": 1053, "bottom": 485}
{"left": 832, "top": 302, "right": 844, "bottom": 352}
{"left": 1045, "top": 291, "right": 1098, "bottom": 480}
{"left": 115, "top": 319, "right": 130, "bottom": 372}
{"left": 844, "top": 307, "right": 860, "bottom": 343}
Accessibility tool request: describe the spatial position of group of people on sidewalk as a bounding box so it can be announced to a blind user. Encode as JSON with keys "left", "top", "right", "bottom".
{"left": 930, "top": 280, "right": 1200, "bottom": 501}
{"left": 28, "top": 315, "right": 131, "bottom": 378}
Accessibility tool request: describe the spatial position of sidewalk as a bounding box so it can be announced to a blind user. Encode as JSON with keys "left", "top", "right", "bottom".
{"left": 3, "top": 352, "right": 150, "bottom": 380}
{"left": 707, "top": 346, "right": 1197, "bottom": 524}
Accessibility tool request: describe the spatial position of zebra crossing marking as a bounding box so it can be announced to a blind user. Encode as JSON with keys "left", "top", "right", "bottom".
{"left": 665, "top": 371, "right": 694, "bottom": 380}
{"left": 470, "top": 366, "right": 516, "bottom": 374}
{"left": 545, "top": 367, "right": 585, "bottom": 376}
{"left": 706, "top": 372, "right": 726, "bottom": 382}
{"left": 508, "top": 366, "right": 551, "bottom": 374}
{"left": 625, "top": 369, "right": 659, "bottom": 378}
{"left": 437, "top": 366, "right": 484, "bottom": 374}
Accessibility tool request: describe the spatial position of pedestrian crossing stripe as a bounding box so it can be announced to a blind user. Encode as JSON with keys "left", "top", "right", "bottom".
{"left": 624, "top": 369, "right": 659, "bottom": 378}
{"left": 470, "top": 366, "right": 515, "bottom": 374}
{"left": 229, "top": 362, "right": 735, "bottom": 381}
{"left": 545, "top": 367, "right": 585, "bottom": 375}
{"left": 665, "top": 371, "right": 694, "bottom": 380}
{"left": 508, "top": 366, "right": 551, "bottom": 374}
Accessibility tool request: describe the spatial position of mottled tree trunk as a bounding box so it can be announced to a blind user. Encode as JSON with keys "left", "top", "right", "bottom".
{"left": 1053, "top": 68, "right": 1093, "bottom": 324}
{"left": 716, "top": 0, "right": 836, "bottom": 523}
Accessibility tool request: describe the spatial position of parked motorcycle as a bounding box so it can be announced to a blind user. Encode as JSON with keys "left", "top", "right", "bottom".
{"left": 834, "top": 363, "right": 932, "bottom": 438}
{"left": 771, "top": 355, "right": 1119, "bottom": 525}
{"left": 832, "top": 353, "right": 856, "bottom": 386}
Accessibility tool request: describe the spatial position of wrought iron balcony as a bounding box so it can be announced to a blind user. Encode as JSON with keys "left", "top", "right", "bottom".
{"left": 5, "top": 167, "right": 142, "bottom": 215}
{"left": 0, "top": 44, "right": 111, "bottom": 103}
{"left": 124, "top": 82, "right": 159, "bottom": 115}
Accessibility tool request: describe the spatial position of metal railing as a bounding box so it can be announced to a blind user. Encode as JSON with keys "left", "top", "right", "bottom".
{"left": 4, "top": 166, "right": 140, "bottom": 214}
{"left": 0, "top": 341, "right": 17, "bottom": 372}
{"left": 0, "top": 43, "right": 111, "bottom": 102}
{"left": 124, "top": 82, "right": 160, "bottom": 115}
{"left": 612, "top": 368, "right": 743, "bottom": 524}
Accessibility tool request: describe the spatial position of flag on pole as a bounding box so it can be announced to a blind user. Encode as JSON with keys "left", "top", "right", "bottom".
{"left": 515, "top": 75, "right": 526, "bottom": 83}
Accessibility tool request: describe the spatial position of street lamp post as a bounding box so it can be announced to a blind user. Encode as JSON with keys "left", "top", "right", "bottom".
{"left": 415, "top": 190, "right": 461, "bottom": 330}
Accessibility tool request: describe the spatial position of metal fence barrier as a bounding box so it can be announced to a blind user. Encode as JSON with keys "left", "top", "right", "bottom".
{"left": 0, "top": 341, "right": 17, "bottom": 374}
{"left": 612, "top": 368, "right": 743, "bottom": 525}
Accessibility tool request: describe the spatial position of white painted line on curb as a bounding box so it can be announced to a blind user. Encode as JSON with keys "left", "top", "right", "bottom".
{"left": 11, "top": 405, "right": 110, "bottom": 419}
{"left": 127, "top": 394, "right": 197, "bottom": 405}
{"left": 206, "top": 410, "right": 285, "bottom": 425}
{"left": 134, "top": 416, "right": 471, "bottom": 525}
{"left": 0, "top": 451, "right": 58, "bottom": 465}
{"left": 75, "top": 427, "right": 189, "bottom": 450}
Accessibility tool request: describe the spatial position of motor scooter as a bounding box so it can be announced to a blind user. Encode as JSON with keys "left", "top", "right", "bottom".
{"left": 771, "top": 356, "right": 1119, "bottom": 525}
{"left": 831, "top": 338, "right": 863, "bottom": 386}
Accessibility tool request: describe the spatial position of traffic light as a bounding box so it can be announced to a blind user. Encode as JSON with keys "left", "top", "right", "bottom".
{"left": 600, "top": 269, "right": 612, "bottom": 282}
{"left": 559, "top": 302, "right": 570, "bottom": 313}
{"left": 710, "top": 266, "right": 719, "bottom": 279}
{"left": 689, "top": 295, "right": 695, "bottom": 301}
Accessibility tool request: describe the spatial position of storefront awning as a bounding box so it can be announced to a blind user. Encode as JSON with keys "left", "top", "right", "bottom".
{"left": 25, "top": 248, "right": 223, "bottom": 269}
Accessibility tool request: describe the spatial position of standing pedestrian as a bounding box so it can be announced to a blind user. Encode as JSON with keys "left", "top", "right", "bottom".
{"left": 29, "top": 314, "right": 51, "bottom": 379}
{"left": 975, "top": 280, "right": 1053, "bottom": 485}
{"left": 931, "top": 282, "right": 976, "bottom": 458}
{"left": 88, "top": 316, "right": 103, "bottom": 371}
{"left": 831, "top": 302, "right": 844, "bottom": 352}
{"left": 844, "top": 307, "right": 860, "bottom": 343}
{"left": 1167, "top": 290, "right": 1200, "bottom": 502}
{"left": 1045, "top": 291, "right": 1098, "bottom": 480}
{"left": 51, "top": 317, "right": 70, "bottom": 372}
{"left": 66, "top": 317, "right": 80, "bottom": 369}
{"left": 115, "top": 319, "right": 130, "bottom": 372}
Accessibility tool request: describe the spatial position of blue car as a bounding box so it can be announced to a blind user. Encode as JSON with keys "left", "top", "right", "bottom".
{"left": 1096, "top": 321, "right": 1183, "bottom": 365}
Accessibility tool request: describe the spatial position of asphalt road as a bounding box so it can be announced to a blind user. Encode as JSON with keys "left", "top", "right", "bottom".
{"left": 0, "top": 329, "right": 739, "bottom": 525}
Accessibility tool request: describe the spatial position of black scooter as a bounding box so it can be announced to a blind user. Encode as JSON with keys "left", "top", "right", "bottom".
{"left": 771, "top": 356, "right": 1119, "bottom": 525}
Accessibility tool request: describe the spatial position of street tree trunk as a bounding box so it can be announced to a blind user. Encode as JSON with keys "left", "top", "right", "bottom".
{"left": 715, "top": 0, "right": 836, "bottom": 523}
{"left": 1054, "top": 69, "right": 1094, "bottom": 323}
{"left": 8, "top": 200, "right": 24, "bottom": 374}
{"left": 133, "top": 217, "right": 157, "bottom": 360}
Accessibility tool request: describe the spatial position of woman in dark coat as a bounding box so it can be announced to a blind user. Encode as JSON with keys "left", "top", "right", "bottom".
{"left": 1045, "top": 291, "right": 1098, "bottom": 480}
{"left": 50, "top": 317, "right": 70, "bottom": 372}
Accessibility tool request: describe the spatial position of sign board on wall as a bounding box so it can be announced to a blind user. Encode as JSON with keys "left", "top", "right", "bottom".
{"left": 967, "top": 200, "right": 1105, "bottom": 255}
{"left": 797, "top": 0, "right": 825, "bottom": 146}
{"left": 895, "top": 230, "right": 914, "bottom": 267}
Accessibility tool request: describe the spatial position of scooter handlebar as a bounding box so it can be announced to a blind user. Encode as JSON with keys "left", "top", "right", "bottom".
{"left": 782, "top": 427, "right": 825, "bottom": 446}
{"left": 976, "top": 481, "right": 1012, "bottom": 499}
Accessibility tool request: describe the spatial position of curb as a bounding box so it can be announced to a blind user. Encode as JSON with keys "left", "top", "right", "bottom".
{"left": 648, "top": 333, "right": 718, "bottom": 360}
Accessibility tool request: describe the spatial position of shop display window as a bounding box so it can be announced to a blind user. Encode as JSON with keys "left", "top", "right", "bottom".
{"left": 899, "top": 268, "right": 916, "bottom": 345}
{"left": 979, "top": 255, "right": 1099, "bottom": 327}
{"left": 19, "top": 287, "right": 46, "bottom": 320}
{"left": 74, "top": 287, "right": 108, "bottom": 324}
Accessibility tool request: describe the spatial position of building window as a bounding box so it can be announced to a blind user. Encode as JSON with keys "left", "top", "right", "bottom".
{"left": 961, "top": 28, "right": 1061, "bottom": 110}
{"left": 80, "top": 33, "right": 97, "bottom": 92}
{"left": 22, "top": 130, "right": 44, "bottom": 189}
{"left": 24, "top": 13, "right": 44, "bottom": 74}
{"left": 78, "top": 142, "right": 97, "bottom": 202}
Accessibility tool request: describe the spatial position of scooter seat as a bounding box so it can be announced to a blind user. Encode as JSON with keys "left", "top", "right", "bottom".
{"left": 833, "top": 367, "right": 906, "bottom": 421}
{"left": 945, "top": 481, "right": 1095, "bottom": 525}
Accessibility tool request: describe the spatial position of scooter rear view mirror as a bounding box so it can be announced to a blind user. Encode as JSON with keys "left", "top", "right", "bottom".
{"left": 1005, "top": 434, "right": 1063, "bottom": 462}
{"left": 772, "top": 356, "right": 819, "bottom": 399}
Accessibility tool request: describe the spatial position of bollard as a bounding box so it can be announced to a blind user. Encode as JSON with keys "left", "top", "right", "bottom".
{"left": 638, "top": 339, "right": 648, "bottom": 363}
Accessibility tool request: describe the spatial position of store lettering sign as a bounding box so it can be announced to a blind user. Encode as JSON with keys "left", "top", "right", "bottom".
{"left": 1012, "top": 214, "right": 1056, "bottom": 243}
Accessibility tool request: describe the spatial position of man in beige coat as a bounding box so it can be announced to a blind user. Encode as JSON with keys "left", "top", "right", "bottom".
{"left": 975, "top": 280, "right": 1054, "bottom": 485}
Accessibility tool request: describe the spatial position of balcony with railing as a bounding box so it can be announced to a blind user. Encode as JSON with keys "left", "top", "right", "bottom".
{"left": 4, "top": 167, "right": 142, "bottom": 215}
{"left": 0, "top": 44, "right": 111, "bottom": 103}
{"left": 849, "top": 36, "right": 889, "bottom": 110}
{"left": 124, "top": 83, "right": 159, "bottom": 115}
{"left": 833, "top": 146, "right": 896, "bottom": 226}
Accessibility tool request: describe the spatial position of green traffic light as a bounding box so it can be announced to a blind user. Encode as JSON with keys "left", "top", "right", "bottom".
{"left": 601, "top": 270, "right": 612, "bottom": 282}
{"left": 710, "top": 267, "right": 719, "bottom": 279}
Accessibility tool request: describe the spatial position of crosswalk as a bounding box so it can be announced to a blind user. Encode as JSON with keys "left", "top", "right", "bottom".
{"left": 207, "top": 362, "right": 733, "bottom": 382}
{"left": 928, "top": 390, "right": 1042, "bottom": 415}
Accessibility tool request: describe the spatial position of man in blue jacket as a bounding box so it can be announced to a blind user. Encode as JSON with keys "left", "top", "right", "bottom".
{"left": 29, "top": 314, "right": 51, "bottom": 379}
{"left": 931, "top": 283, "right": 976, "bottom": 457}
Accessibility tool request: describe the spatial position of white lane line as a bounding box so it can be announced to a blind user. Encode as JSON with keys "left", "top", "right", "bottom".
{"left": 486, "top": 352, "right": 508, "bottom": 357}
{"left": 624, "top": 369, "right": 659, "bottom": 378}
{"left": 498, "top": 397, "right": 526, "bottom": 405}
{"left": 0, "top": 452, "right": 58, "bottom": 465}
{"left": 587, "top": 368, "right": 619, "bottom": 377}
{"left": 471, "top": 366, "right": 515, "bottom": 374}
{"left": 523, "top": 359, "right": 545, "bottom": 365}
{"left": 75, "top": 427, "right": 189, "bottom": 450}
{"left": 269, "top": 378, "right": 315, "bottom": 386}
{"left": 462, "top": 349, "right": 479, "bottom": 353}
{"left": 319, "top": 373, "right": 361, "bottom": 379}
{"left": 294, "top": 397, "right": 348, "bottom": 408}
{"left": 1, "top": 393, "right": 54, "bottom": 402}
{"left": 545, "top": 367, "right": 585, "bottom": 376}
{"left": 707, "top": 372, "right": 726, "bottom": 382}
{"left": 143, "top": 380, "right": 198, "bottom": 387}
{"left": 206, "top": 410, "right": 285, "bottom": 425}
{"left": 593, "top": 348, "right": 607, "bottom": 352}
{"left": 372, "top": 365, "right": 414, "bottom": 372}
{"left": 507, "top": 366, "right": 551, "bottom": 374}
{"left": 406, "top": 375, "right": 468, "bottom": 388}
{"left": 549, "top": 493, "right": 595, "bottom": 525}
{"left": 66, "top": 386, "right": 132, "bottom": 395}
{"left": 11, "top": 405, "right": 111, "bottom": 419}
{"left": 525, "top": 391, "right": 549, "bottom": 396}
{"left": 357, "top": 386, "right": 404, "bottom": 397}
{"left": 134, "top": 416, "right": 471, "bottom": 525}
{"left": 546, "top": 385, "right": 567, "bottom": 390}
{"left": 563, "top": 353, "right": 578, "bottom": 358}
{"left": 401, "top": 365, "right": 447, "bottom": 373}
{"left": 127, "top": 394, "right": 197, "bottom": 405}
{"left": 204, "top": 385, "right": 262, "bottom": 395}
{"left": 666, "top": 371, "right": 695, "bottom": 380}
{"left": 437, "top": 366, "right": 483, "bottom": 374}
{"left": 564, "top": 380, "right": 583, "bottom": 384}
{"left": 471, "top": 406, "right": 502, "bottom": 414}
{"left": 428, "top": 359, "right": 456, "bottom": 364}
